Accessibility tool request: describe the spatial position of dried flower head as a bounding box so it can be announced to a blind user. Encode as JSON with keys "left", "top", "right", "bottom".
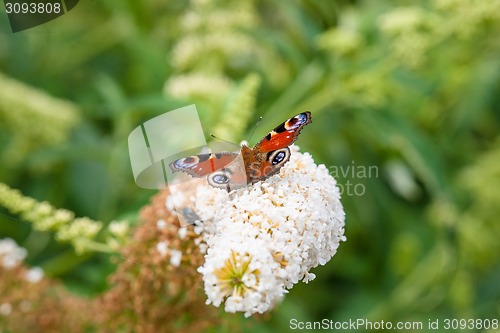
{"left": 99, "top": 189, "right": 221, "bottom": 333}
{"left": 0, "top": 238, "right": 93, "bottom": 332}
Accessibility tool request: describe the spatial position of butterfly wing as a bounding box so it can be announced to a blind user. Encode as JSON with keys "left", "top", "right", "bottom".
{"left": 253, "top": 112, "right": 312, "bottom": 153}
{"left": 206, "top": 156, "right": 249, "bottom": 191}
{"left": 171, "top": 112, "right": 312, "bottom": 191}
{"left": 169, "top": 152, "right": 239, "bottom": 178}
{"left": 244, "top": 146, "right": 291, "bottom": 184}
{"left": 243, "top": 112, "right": 311, "bottom": 183}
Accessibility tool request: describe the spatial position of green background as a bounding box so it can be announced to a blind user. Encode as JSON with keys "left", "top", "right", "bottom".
{"left": 1, "top": 0, "right": 499, "bottom": 332}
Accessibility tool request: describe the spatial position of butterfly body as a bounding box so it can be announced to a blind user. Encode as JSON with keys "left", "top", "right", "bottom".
{"left": 169, "top": 112, "right": 312, "bottom": 191}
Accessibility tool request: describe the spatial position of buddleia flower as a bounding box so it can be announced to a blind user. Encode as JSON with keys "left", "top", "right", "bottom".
{"left": 190, "top": 146, "right": 346, "bottom": 316}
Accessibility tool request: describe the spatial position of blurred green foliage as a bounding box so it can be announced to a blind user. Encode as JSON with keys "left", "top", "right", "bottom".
{"left": 1, "top": 0, "right": 499, "bottom": 331}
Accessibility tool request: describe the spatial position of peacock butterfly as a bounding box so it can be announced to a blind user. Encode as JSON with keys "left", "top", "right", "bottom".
{"left": 169, "top": 112, "right": 312, "bottom": 191}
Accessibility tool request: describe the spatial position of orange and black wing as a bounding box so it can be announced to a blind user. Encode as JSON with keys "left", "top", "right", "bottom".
{"left": 169, "top": 152, "right": 239, "bottom": 178}
{"left": 253, "top": 112, "right": 312, "bottom": 153}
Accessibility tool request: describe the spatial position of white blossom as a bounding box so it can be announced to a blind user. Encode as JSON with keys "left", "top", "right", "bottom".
{"left": 192, "top": 146, "right": 346, "bottom": 316}
{"left": 156, "top": 241, "right": 168, "bottom": 257}
{"left": 25, "top": 266, "right": 44, "bottom": 283}
{"left": 0, "top": 238, "right": 27, "bottom": 269}
{"left": 157, "top": 241, "right": 182, "bottom": 267}
{"left": 157, "top": 219, "right": 167, "bottom": 230}
{"left": 169, "top": 249, "right": 183, "bottom": 267}
{"left": 178, "top": 227, "right": 188, "bottom": 239}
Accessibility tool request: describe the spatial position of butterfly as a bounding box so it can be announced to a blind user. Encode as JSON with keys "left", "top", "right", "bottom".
{"left": 169, "top": 112, "right": 312, "bottom": 191}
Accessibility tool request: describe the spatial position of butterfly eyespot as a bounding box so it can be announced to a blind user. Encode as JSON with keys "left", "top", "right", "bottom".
{"left": 272, "top": 151, "right": 286, "bottom": 165}
{"left": 173, "top": 156, "right": 199, "bottom": 168}
{"left": 206, "top": 169, "right": 234, "bottom": 190}
{"left": 211, "top": 173, "right": 230, "bottom": 184}
{"left": 267, "top": 148, "right": 290, "bottom": 167}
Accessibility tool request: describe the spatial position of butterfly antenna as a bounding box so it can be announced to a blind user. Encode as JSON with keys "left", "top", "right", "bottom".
{"left": 210, "top": 133, "right": 236, "bottom": 145}
{"left": 248, "top": 116, "right": 263, "bottom": 143}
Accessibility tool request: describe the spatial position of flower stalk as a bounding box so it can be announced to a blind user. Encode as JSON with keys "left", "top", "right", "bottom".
{"left": 0, "top": 183, "right": 128, "bottom": 254}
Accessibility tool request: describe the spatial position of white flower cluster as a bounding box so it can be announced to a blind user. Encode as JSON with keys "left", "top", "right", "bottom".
{"left": 193, "top": 146, "right": 346, "bottom": 317}
{"left": 25, "top": 267, "right": 44, "bottom": 283}
{"left": 156, "top": 240, "right": 183, "bottom": 267}
{"left": 0, "top": 238, "right": 44, "bottom": 284}
{"left": 0, "top": 238, "right": 27, "bottom": 269}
